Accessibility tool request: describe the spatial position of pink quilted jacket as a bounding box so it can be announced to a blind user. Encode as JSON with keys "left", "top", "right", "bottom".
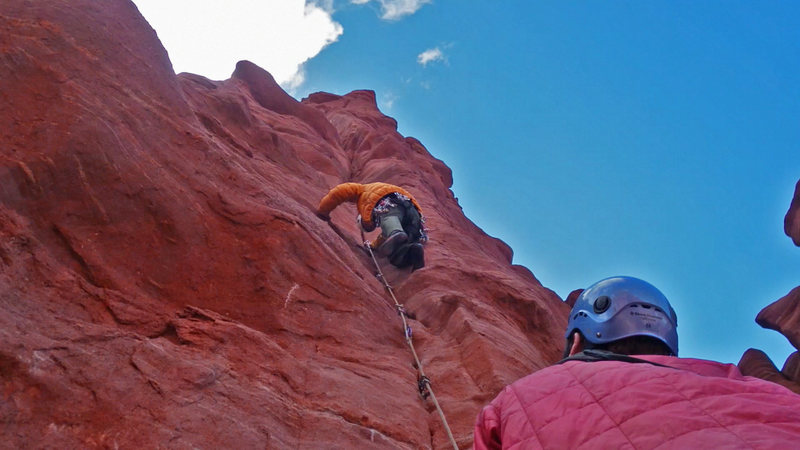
{"left": 474, "top": 355, "right": 800, "bottom": 449}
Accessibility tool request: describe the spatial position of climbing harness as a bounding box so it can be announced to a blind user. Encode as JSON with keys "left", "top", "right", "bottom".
{"left": 360, "top": 227, "right": 459, "bottom": 450}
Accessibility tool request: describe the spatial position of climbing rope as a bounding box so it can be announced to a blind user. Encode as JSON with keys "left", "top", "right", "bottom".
{"left": 360, "top": 228, "right": 459, "bottom": 450}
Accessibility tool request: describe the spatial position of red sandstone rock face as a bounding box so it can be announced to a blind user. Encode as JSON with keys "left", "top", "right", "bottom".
{"left": 0, "top": 1, "right": 567, "bottom": 448}
{"left": 741, "top": 285, "right": 800, "bottom": 393}
{"left": 565, "top": 288, "right": 583, "bottom": 308}
{"left": 738, "top": 349, "right": 800, "bottom": 395}
{"left": 738, "top": 181, "right": 800, "bottom": 392}
{"left": 756, "top": 286, "right": 800, "bottom": 351}
{"left": 785, "top": 179, "right": 800, "bottom": 246}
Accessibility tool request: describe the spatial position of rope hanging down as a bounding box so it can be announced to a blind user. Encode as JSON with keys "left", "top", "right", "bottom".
{"left": 360, "top": 229, "right": 459, "bottom": 450}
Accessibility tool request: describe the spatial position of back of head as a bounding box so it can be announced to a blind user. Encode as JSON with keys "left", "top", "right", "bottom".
{"left": 565, "top": 276, "right": 679, "bottom": 356}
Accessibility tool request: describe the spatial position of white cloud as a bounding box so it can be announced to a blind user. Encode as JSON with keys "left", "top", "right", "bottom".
{"left": 354, "top": 0, "right": 431, "bottom": 20}
{"left": 284, "top": 67, "right": 307, "bottom": 91}
{"left": 132, "top": 0, "right": 342, "bottom": 87}
{"left": 310, "top": 0, "right": 336, "bottom": 13}
{"left": 417, "top": 47, "right": 445, "bottom": 67}
{"left": 380, "top": 92, "right": 399, "bottom": 110}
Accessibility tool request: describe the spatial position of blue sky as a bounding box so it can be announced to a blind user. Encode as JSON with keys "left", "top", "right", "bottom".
{"left": 134, "top": 1, "right": 800, "bottom": 366}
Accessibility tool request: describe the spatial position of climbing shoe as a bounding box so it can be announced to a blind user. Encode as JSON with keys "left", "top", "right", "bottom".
{"left": 389, "top": 242, "right": 425, "bottom": 270}
{"left": 378, "top": 230, "right": 407, "bottom": 256}
{"left": 407, "top": 243, "right": 425, "bottom": 271}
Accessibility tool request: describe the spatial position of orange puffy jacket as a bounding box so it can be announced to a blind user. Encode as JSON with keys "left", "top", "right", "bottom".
{"left": 317, "top": 182, "right": 422, "bottom": 230}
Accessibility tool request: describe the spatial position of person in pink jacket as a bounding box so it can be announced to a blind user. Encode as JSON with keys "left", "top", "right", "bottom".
{"left": 474, "top": 276, "right": 800, "bottom": 449}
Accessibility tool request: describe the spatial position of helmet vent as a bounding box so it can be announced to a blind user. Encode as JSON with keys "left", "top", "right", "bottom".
{"left": 593, "top": 296, "right": 611, "bottom": 314}
{"left": 629, "top": 303, "right": 665, "bottom": 314}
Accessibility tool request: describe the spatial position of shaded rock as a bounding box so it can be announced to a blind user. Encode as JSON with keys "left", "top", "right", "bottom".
{"left": 756, "top": 286, "right": 800, "bottom": 351}
{"left": 785, "top": 179, "right": 800, "bottom": 246}
{"left": 782, "top": 352, "right": 800, "bottom": 384}
{"left": 744, "top": 177, "right": 800, "bottom": 391}
{"left": 738, "top": 349, "right": 800, "bottom": 395}
{"left": 565, "top": 288, "right": 584, "bottom": 308}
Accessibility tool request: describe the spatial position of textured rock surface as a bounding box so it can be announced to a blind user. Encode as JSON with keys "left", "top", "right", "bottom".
{"left": 739, "top": 181, "right": 800, "bottom": 393}
{"left": 756, "top": 286, "right": 800, "bottom": 351}
{"left": 785, "top": 179, "right": 800, "bottom": 246}
{"left": 0, "top": 1, "right": 567, "bottom": 448}
{"left": 744, "top": 276, "right": 800, "bottom": 394}
{"left": 565, "top": 289, "right": 583, "bottom": 309}
{"left": 738, "top": 349, "right": 800, "bottom": 395}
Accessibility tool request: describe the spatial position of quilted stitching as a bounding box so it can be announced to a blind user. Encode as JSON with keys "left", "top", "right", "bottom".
{"left": 481, "top": 357, "right": 800, "bottom": 449}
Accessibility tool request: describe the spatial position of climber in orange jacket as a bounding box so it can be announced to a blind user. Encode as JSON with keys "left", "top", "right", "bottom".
{"left": 317, "top": 182, "right": 426, "bottom": 270}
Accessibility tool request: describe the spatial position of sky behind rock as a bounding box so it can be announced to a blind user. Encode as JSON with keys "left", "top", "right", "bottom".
{"left": 131, "top": 0, "right": 800, "bottom": 366}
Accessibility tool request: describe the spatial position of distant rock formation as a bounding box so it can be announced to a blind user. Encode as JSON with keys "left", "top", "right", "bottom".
{"left": 737, "top": 181, "right": 800, "bottom": 393}
{"left": 0, "top": 1, "right": 566, "bottom": 448}
{"left": 785, "top": 179, "right": 800, "bottom": 246}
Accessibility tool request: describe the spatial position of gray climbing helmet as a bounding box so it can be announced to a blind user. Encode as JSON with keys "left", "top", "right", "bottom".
{"left": 565, "top": 276, "right": 679, "bottom": 356}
